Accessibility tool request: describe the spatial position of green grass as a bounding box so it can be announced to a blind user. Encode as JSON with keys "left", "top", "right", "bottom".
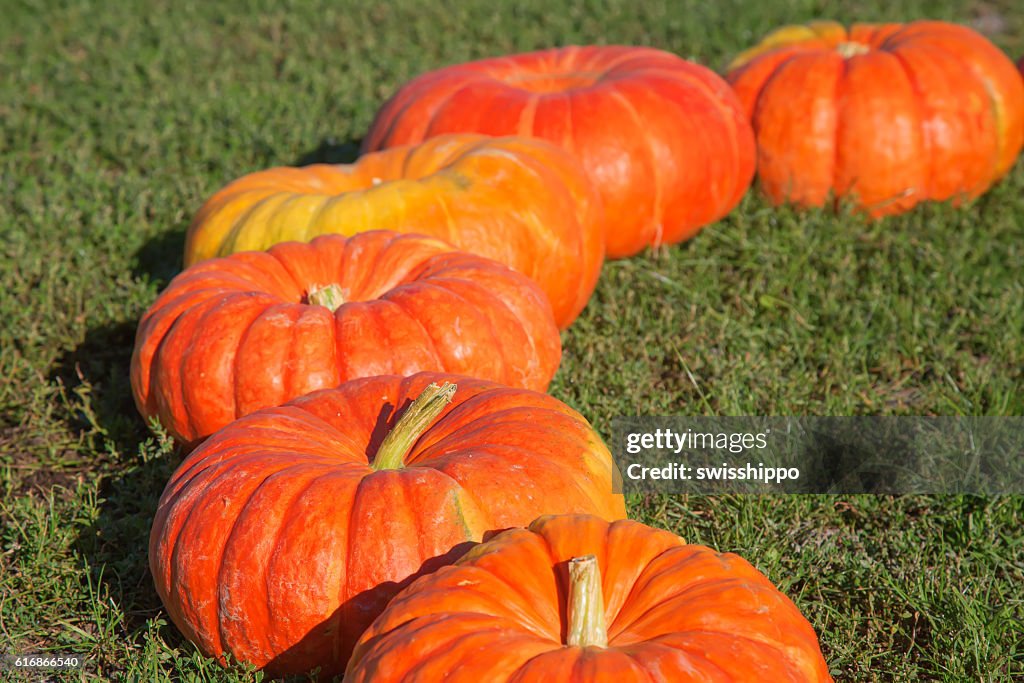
{"left": 2, "top": 0, "right": 1023, "bottom": 680}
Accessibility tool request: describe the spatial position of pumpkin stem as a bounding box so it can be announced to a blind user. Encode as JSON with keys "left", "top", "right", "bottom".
{"left": 836, "top": 41, "right": 870, "bottom": 58}
{"left": 372, "top": 382, "right": 457, "bottom": 471}
{"left": 307, "top": 283, "right": 346, "bottom": 311}
{"left": 566, "top": 555, "right": 608, "bottom": 648}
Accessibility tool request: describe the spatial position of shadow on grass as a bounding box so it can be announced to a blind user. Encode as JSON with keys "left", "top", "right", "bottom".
{"left": 292, "top": 136, "right": 363, "bottom": 167}
{"left": 128, "top": 135, "right": 364, "bottom": 291}
{"left": 44, "top": 320, "right": 193, "bottom": 668}
{"left": 133, "top": 223, "right": 188, "bottom": 288}
{"left": 48, "top": 319, "right": 149, "bottom": 460}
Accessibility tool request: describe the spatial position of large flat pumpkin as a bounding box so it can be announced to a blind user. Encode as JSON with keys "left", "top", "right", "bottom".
{"left": 149, "top": 374, "right": 627, "bottom": 678}
{"left": 132, "top": 231, "right": 561, "bottom": 445}
{"left": 365, "top": 46, "right": 756, "bottom": 258}
{"left": 727, "top": 20, "right": 1024, "bottom": 215}
{"left": 184, "top": 134, "right": 604, "bottom": 327}
{"left": 347, "top": 514, "right": 833, "bottom": 682}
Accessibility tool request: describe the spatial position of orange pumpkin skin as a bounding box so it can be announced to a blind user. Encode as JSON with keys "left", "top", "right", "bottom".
{"left": 149, "top": 374, "right": 627, "bottom": 678}
{"left": 727, "top": 20, "right": 1024, "bottom": 216}
{"left": 184, "top": 134, "right": 604, "bottom": 328}
{"left": 364, "top": 46, "right": 756, "bottom": 258}
{"left": 347, "top": 514, "right": 833, "bottom": 682}
{"left": 131, "top": 232, "right": 562, "bottom": 446}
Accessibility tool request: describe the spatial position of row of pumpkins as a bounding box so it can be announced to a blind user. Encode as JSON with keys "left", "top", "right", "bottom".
{"left": 130, "top": 20, "right": 1024, "bottom": 681}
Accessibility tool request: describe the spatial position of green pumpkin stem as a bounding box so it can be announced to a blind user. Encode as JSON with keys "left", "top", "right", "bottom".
{"left": 372, "top": 382, "right": 457, "bottom": 471}
{"left": 307, "top": 283, "right": 346, "bottom": 311}
{"left": 566, "top": 555, "right": 608, "bottom": 648}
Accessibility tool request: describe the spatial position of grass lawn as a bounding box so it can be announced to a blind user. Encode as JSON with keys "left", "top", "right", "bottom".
{"left": 3, "top": 0, "right": 1023, "bottom": 680}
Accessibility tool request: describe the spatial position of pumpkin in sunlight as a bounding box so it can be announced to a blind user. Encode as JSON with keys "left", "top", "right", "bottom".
{"left": 149, "top": 374, "right": 627, "bottom": 678}
{"left": 364, "top": 45, "right": 756, "bottom": 258}
{"left": 727, "top": 20, "right": 1024, "bottom": 216}
{"left": 184, "top": 134, "right": 604, "bottom": 327}
{"left": 131, "top": 231, "right": 561, "bottom": 445}
{"left": 346, "top": 514, "right": 833, "bottom": 682}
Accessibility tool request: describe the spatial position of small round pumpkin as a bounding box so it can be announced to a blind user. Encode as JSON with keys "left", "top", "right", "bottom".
{"left": 131, "top": 231, "right": 562, "bottom": 446}
{"left": 727, "top": 20, "right": 1024, "bottom": 216}
{"left": 184, "top": 134, "right": 604, "bottom": 328}
{"left": 150, "top": 375, "right": 627, "bottom": 678}
{"left": 346, "top": 514, "right": 833, "bottom": 682}
{"left": 364, "top": 46, "right": 756, "bottom": 258}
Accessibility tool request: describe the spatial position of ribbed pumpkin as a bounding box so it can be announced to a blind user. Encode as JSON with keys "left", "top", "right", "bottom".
{"left": 184, "top": 134, "right": 603, "bottom": 328}
{"left": 149, "top": 375, "right": 627, "bottom": 678}
{"left": 727, "top": 20, "right": 1024, "bottom": 216}
{"left": 131, "top": 232, "right": 562, "bottom": 446}
{"left": 364, "top": 46, "right": 756, "bottom": 258}
{"left": 346, "top": 514, "right": 833, "bottom": 682}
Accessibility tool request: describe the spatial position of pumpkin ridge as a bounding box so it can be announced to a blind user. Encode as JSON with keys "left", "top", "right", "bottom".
{"left": 874, "top": 21, "right": 912, "bottom": 52}
{"left": 398, "top": 615, "right": 548, "bottom": 680}
{"left": 958, "top": 59, "right": 1009, "bottom": 182}
{"left": 411, "top": 442, "right": 594, "bottom": 512}
{"left": 623, "top": 633, "right": 761, "bottom": 680}
{"left": 419, "top": 83, "right": 485, "bottom": 146}
{"left": 398, "top": 468, "right": 473, "bottom": 565}
{"left": 216, "top": 462, "right": 333, "bottom": 658}
{"left": 424, "top": 536, "right": 569, "bottom": 640}
{"left": 409, "top": 275, "right": 527, "bottom": 384}
{"left": 284, "top": 302, "right": 316, "bottom": 402}
{"left": 645, "top": 629, "right": 828, "bottom": 679}
{"left": 607, "top": 88, "right": 662, "bottom": 247}
{"left": 271, "top": 402, "right": 383, "bottom": 465}
{"left": 367, "top": 74, "right": 446, "bottom": 150}
{"left": 599, "top": 48, "right": 681, "bottom": 75}
{"left": 382, "top": 298, "right": 436, "bottom": 376}
{"left": 173, "top": 458, "right": 298, "bottom": 659}
{"left": 176, "top": 293, "right": 257, "bottom": 440}
{"left": 612, "top": 576, "right": 769, "bottom": 640}
{"left": 350, "top": 233, "right": 428, "bottom": 302}
{"left": 379, "top": 283, "right": 475, "bottom": 376}
{"left": 150, "top": 294, "right": 225, "bottom": 432}
{"left": 830, "top": 54, "right": 849, "bottom": 205}
{"left": 616, "top": 639, "right": 690, "bottom": 680}
{"left": 232, "top": 301, "right": 304, "bottom": 415}
{"left": 517, "top": 91, "right": 541, "bottom": 136}
{"left": 212, "top": 191, "right": 274, "bottom": 259}
{"left": 887, "top": 47, "right": 938, "bottom": 200}
{"left": 636, "top": 72, "right": 742, "bottom": 232}
{"left": 330, "top": 231, "right": 378, "bottom": 298}
{"left": 606, "top": 542, "right": 716, "bottom": 641}
{"left": 230, "top": 303, "right": 277, "bottom": 415}
{"left": 407, "top": 403, "right": 583, "bottom": 462}
{"left": 265, "top": 240, "right": 320, "bottom": 301}
{"left": 461, "top": 555, "right": 567, "bottom": 642}
{"left": 423, "top": 185, "right": 464, "bottom": 257}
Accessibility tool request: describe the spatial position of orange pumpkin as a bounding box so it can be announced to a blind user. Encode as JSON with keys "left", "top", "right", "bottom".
{"left": 727, "top": 20, "right": 1024, "bottom": 216}
{"left": 346, "top": 514, "right": 833, "bottom": 682}
{"left": 364, "top": 46, "right": 756, "bottom": 258}
{"left": 150, "top": 375, "right": 627, "bottom": 678}
{"left": 184, "top": 134, "right": 604, "bottom": 328}
{"left": 131, "top": 231, "right": 561, "bottom": 446}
